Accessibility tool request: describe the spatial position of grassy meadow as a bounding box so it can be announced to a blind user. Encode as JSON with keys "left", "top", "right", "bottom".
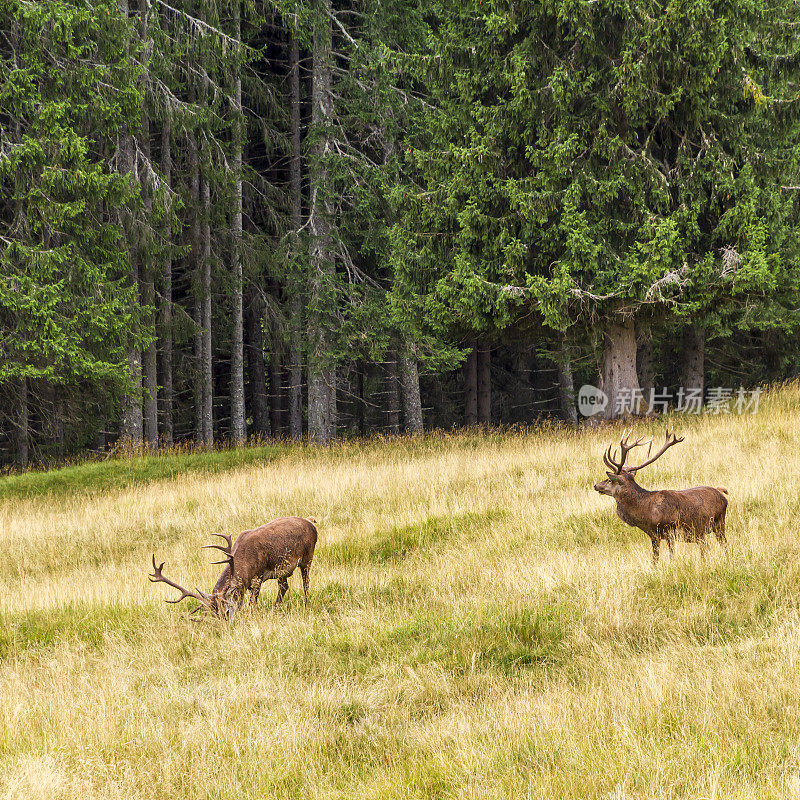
{"left": 2, "top": 387, "right": 800, "bottom": 799}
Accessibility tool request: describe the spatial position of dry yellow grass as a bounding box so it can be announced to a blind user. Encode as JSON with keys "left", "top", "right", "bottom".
{"left": 1, "top": 387, "right": 799, "bottom": 799}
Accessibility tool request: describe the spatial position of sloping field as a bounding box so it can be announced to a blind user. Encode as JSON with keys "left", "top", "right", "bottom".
{"left": 1, "top": 388, "right": 799, "bottom": 799}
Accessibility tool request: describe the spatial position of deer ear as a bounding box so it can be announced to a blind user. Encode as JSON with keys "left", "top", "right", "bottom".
{"left": 606, "top": 472, "right": 624, "bottom": 484}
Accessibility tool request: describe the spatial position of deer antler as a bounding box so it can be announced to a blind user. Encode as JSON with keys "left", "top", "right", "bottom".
{"left": 202, "top": 532, "right": 235, "bottom": 568}
{"left": 626, "top": 427, "right": 684, "bottom": 473}
{"left": 149, "top": 555, "right": 211, "bottom": 606}
{"left": 603, "top": 429, "right": 652, "bottom": 474}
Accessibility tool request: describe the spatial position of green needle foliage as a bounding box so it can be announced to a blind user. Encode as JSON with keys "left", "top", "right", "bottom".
{"left": 394, "top": 0, "right": 800, "bottom": 339}
{"left": 0, "top": 0, "right": 145, "bottom": 387}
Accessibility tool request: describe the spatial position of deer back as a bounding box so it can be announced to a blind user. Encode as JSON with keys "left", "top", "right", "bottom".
{"left": 231, "top": 516, "right": 317, "bottom": 582}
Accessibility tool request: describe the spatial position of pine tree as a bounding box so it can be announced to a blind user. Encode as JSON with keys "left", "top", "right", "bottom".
{"left": 0, "top": 0, "right": 145, "bottom": 458}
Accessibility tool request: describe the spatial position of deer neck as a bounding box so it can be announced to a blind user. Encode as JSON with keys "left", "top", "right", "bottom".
{"left": 614, "top": 478, "right": 653, "bottom": 525}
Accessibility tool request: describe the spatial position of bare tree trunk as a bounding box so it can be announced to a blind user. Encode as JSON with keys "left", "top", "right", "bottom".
{"left": 229, "top": 0, "right": 246, "bottom": 446}
{"left": 246, "top": 290, "right": 269, "bottom": 437}
{"left": 270, "top": 321, "right": 284, "bottom": 436}
{"left": 328, "top": 371, "right": 337, "bottom": 442}
{"left": 117, "top": 0, "right": 143, "bottom": 446}
{"left": 54, "top": 396, "right": 65, "bottom": 459}
{"left": 477, "top": 344, "right": 491, "bottom": 425}
{"left": 139, "top": 0, "right": 158, "bottom": 449}
{"left": 307, "top": 1, "right": 336, "bottom": 444}
{"left": 288, "top": 33, "right": 304, "bottom": 441}
{"left": 384, "top": 357, "right": 400, "bottom": 433}
{"left": 556, "top": 337, "right": 578, "bottom": 427}
{"left": 121, "top": 297, "right": 143, "bottom": 442}
{"left": 193, "top": 298, "right": 203, "bottom": 441}
{"left": 399, "top": 349, "right": 423, "bottom": 433}
{"left": 600, "top": 314, "right": 642, "bottom": 419}
{"left": 45, "top": 386, "right": 66, "bottom": 459}
{"left": 159, "top": 121, "right": 174, "bottom": 447}
{"left": 681, "top": 325, "right": 705, "bottom": 399}
{"left": 15, "top": 378, "right": 29, "bottom": 468}
{"left": 356, "top": 364, "right": 366, "bottom": 434}
{"left": 636, "top": 322, "right": 655, "bottom": 404}
{"left": 142, "top": 296, "right": 159, "bottom": 446}
{"left": 188, "top": 119, "right": 203, "bottom": 443}
{"left": 201, "top": 172, "right": 213, "bottom": 447}
{"left": 464, "top": 347, "right": 478, "bottom": 425}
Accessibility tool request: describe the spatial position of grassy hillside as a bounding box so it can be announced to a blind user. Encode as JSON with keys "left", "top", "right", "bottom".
{"left": 1, "top": 388, "right": 800, "bottom": 799}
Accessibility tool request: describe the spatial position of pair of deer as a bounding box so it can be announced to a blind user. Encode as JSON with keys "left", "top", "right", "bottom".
{"left": 151, "top": 428, "right": 727, "bottom": 617}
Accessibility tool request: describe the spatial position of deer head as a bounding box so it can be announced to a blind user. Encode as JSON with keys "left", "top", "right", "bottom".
{"left": 148, "top": 544, "right": 237, "bottom": 619}
{"left": 594, "top": 427, "right": 684, "bottom": 496}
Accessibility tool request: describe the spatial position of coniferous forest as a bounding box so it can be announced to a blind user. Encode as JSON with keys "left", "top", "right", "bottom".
{"left": 2, "top": 0, "right": 800, "bottom": 466}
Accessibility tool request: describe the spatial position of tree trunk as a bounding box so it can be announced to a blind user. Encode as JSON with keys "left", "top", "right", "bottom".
{"left": 477, "top": 344, "right": 491, "bottom": 425}
{"left": 15, "top": 377, "right": 29, "bottom": 468}
{"left": 356, "top": 364, "right": 366, "bottom": 434}
{"left": 681, "top": 325, "right": 705, "bottom": 398}
{"left": 328, "top": 372, "right": 337, "bottom": 442}
{"left": 201, "top": 172, "right": 213, "bottom": 447}
{"left": 246, "top": 290, "right": 269, "bottom": 437}
{"left": 464, "top": 347, "right": 478, "bottom": 425}
{"left": 288, "top": 33, "right": 304, "bottom": 441}
{"left": 159, "top": 121, "right": 174, "bottom": 447}
{"left": 51, "top": 390, "right": 65, "bottom": 459}
{"left": 384, "top": 357, "right": 400, "bottom": 433}
{"left": 270, "top": 322, "right": 284, "bottom": 436}
{"left": 117, "top": 0, "right": 143, "bottom": 445}
{"left": 399, "top": 350, "right": 423, "bottom": 433}
{"left": 636, "top": 323, "right": 655, "bottom": 404}
{"left": 600, "top": 314, "right": 642, "bottom": 419}
{"left": 192, "top": 297, "right": 203, "bottom": 443}
{"left": 307, "top": 1, "right": 336, "bottom": 444}
{"left": 142, "top": 297, "right": 159, "bottom": 446}
{"left": 121, "top": 322, "right": 144, "bottom": 443}
{"left": 556, "top": 337, "right": 578, "bottom": 427}
{"left": 229, "top": 0, "right": 246, "bottom": 446}
{"left": 188, "top": 120, "right": 203, "bottom": 443}
{"left": 138, "top": 0, "right": 158, "bottom": 449}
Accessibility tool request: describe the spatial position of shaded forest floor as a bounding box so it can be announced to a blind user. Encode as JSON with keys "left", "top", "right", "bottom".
{"left": 1, "top": 387, "right": 799, "bottom": 799}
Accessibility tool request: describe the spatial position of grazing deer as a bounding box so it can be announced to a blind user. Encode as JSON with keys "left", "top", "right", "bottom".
{"left": 149, "top": 516, "right": 318, "bottom": 617}
{"left": 594, "top": 430, "right": 728, "bottom": 564}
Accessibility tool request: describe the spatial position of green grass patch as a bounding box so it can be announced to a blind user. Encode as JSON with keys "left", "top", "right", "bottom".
{"left": 318, "top": 600, "right": 576, "bottom": 677}
{"left": 381, "top": 602, "right": 574, "bottom": 674}
{"left": 0, "top": 444, "right": 292, "bottom": 503}
{"left": 561, "top": 507, "right": 639, "bottom": 548}
{"left": 323, "top": 509, "right": 506, "bottom": 565}
{"left": 615, "top": 556, "right": 787, "bottom": 650}
{"left": 0, "top": 602, "right": 152, "bottom": 658}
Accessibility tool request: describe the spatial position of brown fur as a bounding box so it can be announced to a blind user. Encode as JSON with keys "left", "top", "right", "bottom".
{"left": 211, "top": 516, "right": 318, "bottom": 612}
{"left": 594, "top": 471, "right": 728, "bottom": 564}
{"left": 150, "top": 516, "right": 317, "bottom": 617}
{"left": 594, "top": 430, "right": 728, "bottom": 565}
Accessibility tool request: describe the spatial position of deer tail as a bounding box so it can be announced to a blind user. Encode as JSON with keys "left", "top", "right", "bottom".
{"left": 717, "top": 486, "right": 728, "bottom": 495}
{"left": 305, "top": 516, "right": 317, "bottom": 524}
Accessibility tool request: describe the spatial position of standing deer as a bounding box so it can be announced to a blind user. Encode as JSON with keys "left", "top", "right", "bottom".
{"left": 593, "top": 429, "right": 728, "bottom": 564}
{"left": 149, "top": 516, "right": 318, "bottom": 617}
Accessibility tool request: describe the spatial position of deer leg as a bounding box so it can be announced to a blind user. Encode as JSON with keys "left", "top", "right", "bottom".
{"left": 665, "top": 531, "right": 676, "bottom": 561}
{"left": 248, "top": 576, "right": 263, "bottom": 610}
{"left": 300, "top": 563, "right": 311, "bottom": 607}
{"left": 699, "top": 534, "right": 709, "bottom": 561}
{"left": 713, "top": 516, "right": 728, "bottom": 551}
{"left": 274, "top": 577, "right": 289, "bottom": 607}
{"left": 650, "top": 535, "right": 660, "bottom": 566}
